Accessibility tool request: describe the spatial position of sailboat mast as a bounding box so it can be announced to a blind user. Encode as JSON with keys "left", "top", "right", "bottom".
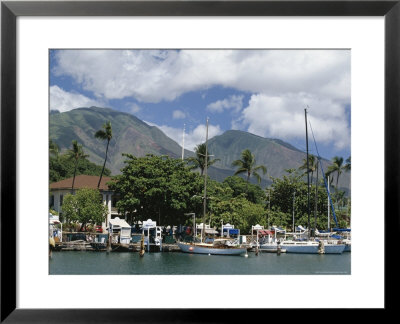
{"left": 202, "top": 118, "right": 209, "bottom": 243}
{"left": 314, "top": 159, "right": 319, "bottom": 233}
{"left": 305, "top": 108, "right": 311, "bottom": 237}
{"left": 327, "top": 176, "right": 330, "bottom": 231}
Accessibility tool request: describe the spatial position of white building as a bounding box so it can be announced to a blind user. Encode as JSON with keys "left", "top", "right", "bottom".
{"left": 49, "top": 175, "right": 118, "bottom": 230}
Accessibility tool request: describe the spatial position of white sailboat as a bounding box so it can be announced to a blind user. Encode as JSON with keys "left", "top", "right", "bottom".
{"left": 260, "top": 109, "right": 345, "bottom": 254}
{"left": 177, "top": 118, "right": 247, "bottom": 256}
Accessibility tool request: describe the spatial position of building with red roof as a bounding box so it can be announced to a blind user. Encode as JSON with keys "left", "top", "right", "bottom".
{"left": 49, "top": 175, "right": 118, "bottom": 229}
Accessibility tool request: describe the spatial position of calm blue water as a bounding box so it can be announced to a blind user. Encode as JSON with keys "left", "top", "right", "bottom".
{"left": 49, "top": 251, "right": 350, "bottom": 275}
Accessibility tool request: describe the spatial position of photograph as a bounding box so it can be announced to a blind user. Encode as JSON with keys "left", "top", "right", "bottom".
{"left": 48, "top": 49, "right": 351, "bottom": 275}
{"left": 2, "top": 0, "right": 396, "bottom": 319}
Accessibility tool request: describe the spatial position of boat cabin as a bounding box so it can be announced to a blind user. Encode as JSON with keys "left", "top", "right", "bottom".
{"left": 142, "top": 219, "right": 163, "bottom": 251}
{"left": 196, "top": 223, "right": 218, "bottom": 242}
{"left": 49, "top": 213, "right": 63, "bottom": 242}
{"left": 221, "top": 223, "right": 240, "bottom": 238}
{"left": 109, "top": 217, "right": 131, "bottom": 244}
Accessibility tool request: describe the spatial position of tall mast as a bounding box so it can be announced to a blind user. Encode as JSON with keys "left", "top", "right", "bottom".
{"left": 202, "top": 118, "right": 209, "bottom": 243}
{"left": 314, "top": 159, "right": 319, "bottom": 234}
{"left": 305, "top": 108, "right": 311, "bottom": 237}
{"left": 181, "top": 124, "right": 185, "bottom": 160}
{"left": 292, "top": 189, "right": 296, "bottom": 233}
{"left": 327, "top": 176, "right": 330, "bottom": 231}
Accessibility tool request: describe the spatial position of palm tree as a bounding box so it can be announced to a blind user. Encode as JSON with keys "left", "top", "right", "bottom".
{"left": 344, "top": 156, "right": 351, "bottom": 171}
{"left": 66, "top": 140, "right": 89, "bottom": 193}
{"left": 49, "top": 139, "right": 59, "bottom": 158}
{"left": 326, "top": 156, "right": 345, "bottom": 189}
{"left": 232, "top": 149, "right": 267, "bottom": 184}
{"left": 95, "top": 121, "right": 113, "bottom": 189}
{"left": 186, "top": 143, "right": 220, "bottom": 176}
{"left": 299, "top": 154, "right": 318, "bottom": 183}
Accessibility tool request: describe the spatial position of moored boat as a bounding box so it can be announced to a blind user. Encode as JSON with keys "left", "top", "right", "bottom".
{"left": 260, "top": 239, "right": 345, "bottom": 254}
{"left": 260, "top": 240, "right": 319, "bottom": 254}
{"left": 177, "top": 118, "right": 247, "bottom": 256}
{"left": 317, "top": 239, "right": 346, "bottom": 254}
{"left": 177, "top": 240, "right": 247, "bottom": 255}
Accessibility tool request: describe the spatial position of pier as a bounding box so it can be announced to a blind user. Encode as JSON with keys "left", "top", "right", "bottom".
{"left": 54, "top": 241, "right": 181, "bottom": 252}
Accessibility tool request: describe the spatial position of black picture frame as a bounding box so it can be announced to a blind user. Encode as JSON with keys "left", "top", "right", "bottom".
{"left": 1, "top": 0, "right": 398, "bottom": 322}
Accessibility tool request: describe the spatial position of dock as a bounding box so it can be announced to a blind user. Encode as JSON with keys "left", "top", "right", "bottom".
{"left": 55, "top": 241, "right": 181, "bottom": 252}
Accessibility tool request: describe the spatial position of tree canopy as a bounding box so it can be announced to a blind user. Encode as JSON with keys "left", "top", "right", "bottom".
{"left": 232, "top": 149, "right": 267, "bottom": 184}
{"left": 62, "top": 188, "right": 108, "bottom": 231}
{"left": 108, "top": 154, "right": 204, "bottom": 225}
{"left": 95, "top": 121, "right": 113, "bottom": 189}
{"left": 185, "top": 143, "right": 220, "bottom": 176}
{"left": 50, "top": 154, "right": 111, "bottom": 183}
{"left": 223, "top": 176, "right": 266, "bottom": 204}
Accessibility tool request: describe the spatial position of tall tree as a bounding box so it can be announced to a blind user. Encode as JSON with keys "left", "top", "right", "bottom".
{"left": 344, "top": 156, "right": 351, "bottom": 171}
{"left": 326, "top": 156, "right": 345, "bottom": 188}
{"left": 232, "top": 149, "right": 267, "bottom": 185}
{"left": 62, "top": 188, "right": 108, "bottom": 231}
{"left": 299, "top": 154, "right": 318, "bottom": 183}
{"left": 66, "top": 140, "right": 89, "bottom": 193}
{"left": 186, "top": 143, "right": 220, "bottom": 176}
{"left": 108, "top": 154, "right": 203, "bottom": 225}
{"left": 49, "top": 139, "right": 59, "bottom": 158}
{"left": 95, "top": 121, "right": 113, "bottom": 189}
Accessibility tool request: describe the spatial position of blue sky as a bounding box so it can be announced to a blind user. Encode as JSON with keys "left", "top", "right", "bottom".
{"left": 49, "top": 49, "right": 351, "bottom": 160}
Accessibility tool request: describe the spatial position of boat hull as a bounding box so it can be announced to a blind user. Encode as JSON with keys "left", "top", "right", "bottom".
{"left": 260, "top": 242, "right": 345, "bottom": 254}
{"left": 281, "top": 244, "right": 319, "bottom": 254}
{"left": 323, "top": 244, "right": 346, "bottom": 254}
{"left": 177, "top": 242, "right": 246, "bottom": 255}
{"left": 260, "top": 241, "right": 320, "bottom": 254}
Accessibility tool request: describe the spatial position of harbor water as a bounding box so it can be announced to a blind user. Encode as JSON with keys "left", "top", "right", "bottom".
{"left": 49, "top": 251, "right": 350, "bottom": 275}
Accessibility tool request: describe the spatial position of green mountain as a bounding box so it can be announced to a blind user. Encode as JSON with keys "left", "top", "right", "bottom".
{"left": 50, "top": 107, "right": 192, "bottom": 175}
{"left": 50, "top": 107, "right": 350, "bottom": 191}
{"left": 207, "top": 130, "right": 350, "bottom": 190}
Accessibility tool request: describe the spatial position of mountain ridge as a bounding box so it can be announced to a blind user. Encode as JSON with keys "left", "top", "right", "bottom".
{"left": 49, "top": 107, "right": 350, "bottom": 190}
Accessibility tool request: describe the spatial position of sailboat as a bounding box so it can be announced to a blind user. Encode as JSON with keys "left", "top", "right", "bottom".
{"left": 308, "top": 115, "right": 350, "bottom": 253}
{"left": 260, "top": 109, "right": 345, "bottom": 254}
{"left": 177, "top": 118, "right": 247, "bottom": 256}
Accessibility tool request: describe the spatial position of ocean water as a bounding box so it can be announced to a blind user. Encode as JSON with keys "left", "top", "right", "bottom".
{"left": 49, "top": 251, "right": 350, "bottom": 275}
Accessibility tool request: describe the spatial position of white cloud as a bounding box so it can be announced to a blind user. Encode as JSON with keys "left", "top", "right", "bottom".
{"left": 52, "top": 49, "right": 350, "bottom": 150}
{"left": 128, "top": 103, "right": 141, "bottom": 115}
{"left": 239, "top": 93, "right": 350, "bottom": 149}
{"left": 206, "top": 95, "right": 244, "bottom": 113}
{"left": 53, "top": 49, "right": 350, "bottom": 104}
{"left": 49, "top": 85, "right": 103, "bottom": 112}
{"left": 145, "top": 121, "right": 222, "bottom": 152}
{"left": 172, "top": 110, "right": 186, "bottom": 119}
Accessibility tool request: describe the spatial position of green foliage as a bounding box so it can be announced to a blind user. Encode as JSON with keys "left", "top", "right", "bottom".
{"left": 268, "top": 172, "right": 340, "bottom": 230}
{"left": 50, "top": 154, "right": 111, "bottom": 183}
{"left": 223, "top": 176, "right": 266, "bottom": 204}
{"left": 326, "top": 156, "right": 351, "bottom": 188}
{"left": 232, "top": 149, "right": 267, "bottom": 184}
{"left": 50, "top": 107, "right": 187, "bottom": 175}
{"left": 108, "top": 154, "right": 204, "bottom": 225}
{"left": 49, "top": 139, "right": 59, "bottom": 157}
{"left": 208, "top": 194, "right": 267, "bottom": 234}
{"left": 185, "top": 143, "right": 220, "bottom": 175}
{"left": 299, "top": 154, "right": 318, "bottom": 183}
{"left": 62, "top": 188, "right": 108, "bottom": 230}
{"left": 94, "top": 120, "right": 113, "bottom": 188}
{"left": 266, "top": 210, "right": 291, "bottom": 228}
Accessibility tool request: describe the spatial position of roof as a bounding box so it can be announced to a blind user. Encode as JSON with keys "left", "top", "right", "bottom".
{"left": 109, "top": 217, "right": 131, "bottom": 228}
{"left": 50, "top": 175, "right": 112, "bottom": 191}
{"left": 258, "top": 230, "right": 273, "bottom": 235}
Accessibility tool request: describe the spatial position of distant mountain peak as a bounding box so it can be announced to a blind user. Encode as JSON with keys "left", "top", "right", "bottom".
{"left": 49, "top": 106, "right": 350, "bottom": 190}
